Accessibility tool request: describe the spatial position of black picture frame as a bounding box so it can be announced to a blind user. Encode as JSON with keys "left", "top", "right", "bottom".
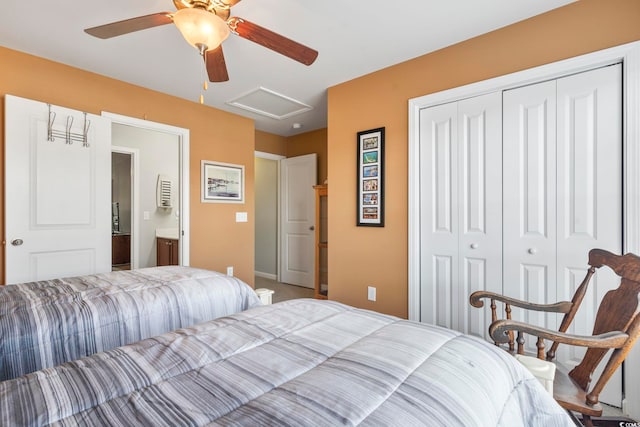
{"left": 357, "top": 127, "right": 385, "bottom": 226}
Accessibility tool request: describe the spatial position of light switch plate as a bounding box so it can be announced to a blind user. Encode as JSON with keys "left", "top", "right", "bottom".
{"left": 236, "top": 212, "right": 248, "bottom": 222}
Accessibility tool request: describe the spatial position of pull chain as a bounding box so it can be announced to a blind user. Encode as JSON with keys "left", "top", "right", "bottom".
{"left": 196, "top": 44, "right": 210, "bottom": 105}
{"left": 200, "top": 52, "right": 207, "bottom": 104}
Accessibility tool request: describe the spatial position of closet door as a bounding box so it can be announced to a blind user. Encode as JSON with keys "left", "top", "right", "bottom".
{"left": 419, "top": 101, "right": 459, "bottom": 329}
{"left": 419, "top": 92, "right": 502, "bottom": 336}
{"left": 503, "top": 80, "right": 557, "bottom": 338}
{"left": 556, "top": 64, "right": 623, "bottom": 404}
{"left": 556, "top": 64, "right": 622, "bottom": 341}
{"left": 503, "top": 65, "right": 623, "bottom": 405}
{"left": 457, "top": 94, "right": 502, "bottom": 336}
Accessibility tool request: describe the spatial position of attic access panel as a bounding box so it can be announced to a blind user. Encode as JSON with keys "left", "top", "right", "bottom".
{"left": 226, "top": 87, "right": 312, "bottom": 120}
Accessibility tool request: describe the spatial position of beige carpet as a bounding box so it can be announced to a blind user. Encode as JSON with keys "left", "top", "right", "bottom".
{"left": 255, "top": 276, "right": 315, "bottom": 304}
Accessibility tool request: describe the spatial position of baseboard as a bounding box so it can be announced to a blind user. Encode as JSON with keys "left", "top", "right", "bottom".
{"left": 255, "top": 271, "right": 277, "bottom": 281}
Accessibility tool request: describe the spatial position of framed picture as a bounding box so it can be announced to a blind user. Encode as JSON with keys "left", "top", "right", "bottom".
{"left": 357, "top": 127, "right": 384, "bottom": 226}
{"left": 201, "top": 160, "right": 245, "bottom": 203}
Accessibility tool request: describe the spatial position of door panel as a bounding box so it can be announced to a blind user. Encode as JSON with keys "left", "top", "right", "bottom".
{"left": 5, "top": 95, "right": 111, "bottom": 284}
{"left": 457, "top": 93, "right": 502, "bottom": 336}
{"left": 30, "top": 249, "right": 96, "bottom": 279}
{"left": 503, "top": 65, "right": 623, "bottom": 405}
{"left": 503, "top": 80, "right": 557, "bottom": 343}
{"left": 279, "top": 154, "right": 317, "bottom": 287}
{"left": 434, "top": 255, "right": 453, "bottom": 328}
{"left": 520, "top": 263, "right": 549, "bottom": 330}
{"left": 555, "top": 64, "right": 623, "bottom": 405}
{"left": 35, "top": 129, "right": 93, "bottom": 225}
{"left": 420, "top": 102, "right": 458, "bottom": 328}
{"left": 420, "top": 92, "right": 502, "bottom": 335}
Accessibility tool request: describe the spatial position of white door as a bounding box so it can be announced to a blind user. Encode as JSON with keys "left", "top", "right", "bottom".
{"left": 503, "top": 79, "right": 558, "bottom": 336}
{"left": 503, "top": 64, "right": 623, "bottom": 405}
{"left": 5, "top": 95, "right": 111, "bottom": 284}
{"left": 419, "top": 101, "right": 458, "bottom": 328}
{"left": 556, "top": 64, "right": 623, "bottom": 406}
{"left": 279, "top": 154, "right": 317, "bottom": 287}
{"left": 420, "top": 92, "right": 502, "bottom": 336}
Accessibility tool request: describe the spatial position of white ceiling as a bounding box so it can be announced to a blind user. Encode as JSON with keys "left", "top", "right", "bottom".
{"left": 0, "top": 0, "right": 575, "bottom": 137}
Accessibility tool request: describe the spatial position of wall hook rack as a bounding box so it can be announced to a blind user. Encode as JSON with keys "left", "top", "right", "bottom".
{"left": 47, "top": 104, "right": 91, "bottom": 147}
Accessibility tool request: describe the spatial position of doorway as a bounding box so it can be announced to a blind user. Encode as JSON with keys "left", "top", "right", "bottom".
{"left": 254, "top": 152, "right": 284, "bottom": 281}
{"left": 111, "top": 151, "right": 132, "bottom": 270}
{"left": 111, "top": 146, "right": 140, "bottom": 270}
{"left": 254, "top": 151, "right": 317, "bottom": 291}
{"left": 104, "top": 112, "right": 190, "bottom": 267}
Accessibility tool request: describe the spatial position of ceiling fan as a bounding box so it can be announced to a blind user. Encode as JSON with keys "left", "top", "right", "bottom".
{"left": 84, "top": 0, "right": 318, "bottom": 83}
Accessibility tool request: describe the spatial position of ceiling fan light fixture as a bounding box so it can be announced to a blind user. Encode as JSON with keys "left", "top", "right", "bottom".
{"left": 173, "top": 7, "right": 229, "bottom": 52}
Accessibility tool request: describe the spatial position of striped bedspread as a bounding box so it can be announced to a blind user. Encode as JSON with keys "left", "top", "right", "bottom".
{"left": 0, "top": 299, "right": 571, "bottom": 426}
{"left": 0, "top": 266, "right": 261, "bottom": 381}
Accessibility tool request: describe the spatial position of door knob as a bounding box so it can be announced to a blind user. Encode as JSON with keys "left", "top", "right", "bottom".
{"left": 11, "top": 239, "right": 23, "bottom": 246}
{"left": 470, "top": 243, "right": 479, "bottom": 249}
{"left": 309, "top": 226, "right": 315, "bottom": 231}
{"left": 528, "top": 248, "right": 537, "bottom": 255}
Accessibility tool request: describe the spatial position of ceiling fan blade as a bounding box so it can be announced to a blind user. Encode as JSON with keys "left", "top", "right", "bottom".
{"left": 205, "top": 46, "right": 229, "bottom": 82}
{"left": 84, "top": 13, "right": 174, "bottom": 39}
{"left": 228, "top": 17, "right": 318, "bottom": 66}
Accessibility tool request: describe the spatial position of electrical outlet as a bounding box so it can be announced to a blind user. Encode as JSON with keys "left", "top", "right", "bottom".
{"left": 367, "top": 286, "right": 376, "bottom": 302}
{"left": 226, "top": 266, "right": 233, "bottom": 277}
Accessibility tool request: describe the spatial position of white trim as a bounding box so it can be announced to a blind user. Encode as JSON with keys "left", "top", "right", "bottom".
{"left": 255, "top": 151, "right": 286, "bottom": 282}
{"left": 102, "top": 112, "right": 190, "bottom": 266}
{"left": 408, "top": 40, "right": 640, "bottom": 418}
{"left": 111, "top": 146, "right": 140, "bottom": 270}
{"left": 255, "top": 151, "right": 286, "bottom": 161}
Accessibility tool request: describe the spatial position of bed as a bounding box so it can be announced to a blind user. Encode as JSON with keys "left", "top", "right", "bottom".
{"left": 0, "top": 299, "right": 571, "bottom": 426}
{"left": 0, "top": 266, "right": 261, "bottom": 381}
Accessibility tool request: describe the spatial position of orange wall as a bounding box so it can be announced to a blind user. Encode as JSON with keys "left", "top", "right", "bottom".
{"left": 0, "top": 47, "right": 256, "bottom": 286}
{"left": 255, "top": 128, "right": 328, "bottom": 185}
{"left": 287, "top": 128, "right": 328, "bottom": 185}
{"left": 327, "top": 0, "right": 640, "bottom": 318}
{"left": 255, "top": 130, "right": 287, "bottom": 156}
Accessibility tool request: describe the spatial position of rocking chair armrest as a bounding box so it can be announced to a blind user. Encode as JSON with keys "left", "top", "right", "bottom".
{"left": 469, "top": 290, "right": 573, "bottom": 313}
{"left": 489, "top": 319, "right": 629, "bottom": 349}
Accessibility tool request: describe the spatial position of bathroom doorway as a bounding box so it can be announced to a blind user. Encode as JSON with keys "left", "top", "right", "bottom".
{"left": 105, "top": 112, "right": 190, "bottom": 268}
{"left": 111, "top": 148, "right": 138, "bottom": 270}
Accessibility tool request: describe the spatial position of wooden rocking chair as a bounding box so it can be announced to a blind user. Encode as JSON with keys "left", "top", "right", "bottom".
{"left": 469, "top": 248, "right": 640, "bottom": 427}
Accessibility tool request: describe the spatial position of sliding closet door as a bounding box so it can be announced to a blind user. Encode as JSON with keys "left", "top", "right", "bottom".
{"left": 420, "top": 92, "right": 502, "bottom": 336}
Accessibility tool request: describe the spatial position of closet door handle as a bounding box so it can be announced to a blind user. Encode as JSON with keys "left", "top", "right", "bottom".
{"left": 470, "top": 243, "right": 479, "bottom": 249}
{"left": 528, "top": 248, "right": 537, "bottom": 255}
